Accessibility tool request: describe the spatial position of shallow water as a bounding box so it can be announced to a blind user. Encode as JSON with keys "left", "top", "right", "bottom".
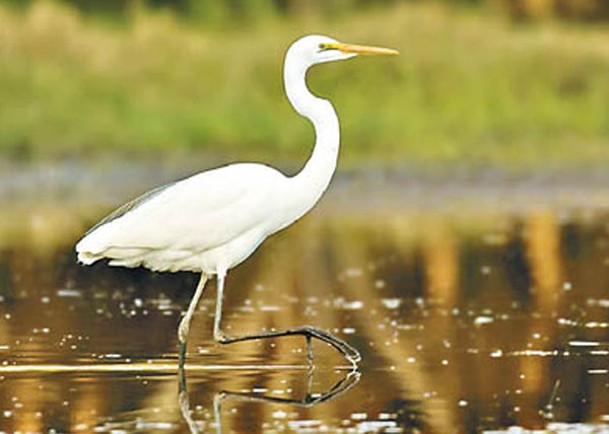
{"left": 1, "top": 172, "right": 609, "bottom": 433}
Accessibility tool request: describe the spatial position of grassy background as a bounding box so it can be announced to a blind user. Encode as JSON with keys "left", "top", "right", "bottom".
{"left": 0, "top": 1, "right": 608, "bottom": 169}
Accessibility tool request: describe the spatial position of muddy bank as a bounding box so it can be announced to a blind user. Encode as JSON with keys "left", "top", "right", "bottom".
{"left": 3, "top": 159, "right": 609, "bottom": 216}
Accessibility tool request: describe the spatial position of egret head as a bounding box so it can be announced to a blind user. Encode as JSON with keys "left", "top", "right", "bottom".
{"left": 288, "top": 35, "right": 399, "bottom": 68}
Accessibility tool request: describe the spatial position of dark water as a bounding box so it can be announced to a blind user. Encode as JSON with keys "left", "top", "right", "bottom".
{"left": 1, "top": 197, "right": 609, "bottom": 433}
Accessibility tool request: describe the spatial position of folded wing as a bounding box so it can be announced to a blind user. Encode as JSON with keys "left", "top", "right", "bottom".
{"left": 76, "top": 163, "right": 284, "bottom": 267}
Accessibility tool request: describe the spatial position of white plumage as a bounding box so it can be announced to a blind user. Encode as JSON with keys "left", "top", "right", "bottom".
{"left": 76, "top": 35, "right": 397, "bottom": 368}
{"left": 78, "top": 164, "right": 292, "bottom": 273}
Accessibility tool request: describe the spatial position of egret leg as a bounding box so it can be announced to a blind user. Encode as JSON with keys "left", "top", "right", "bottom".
{"left": 306, "top": 335, "right": 314, "bottom": 369}
{"left": 210, "top": 371, "right": 360, "bottom": 434}
{"left": 212, "top": 274, "right": 361, "bottom": 368}
{"left": 178, "top": 365, "right": 202, "bottom": 434}
{"left": 178, "top": 273, "right": 209, "bottom": 369}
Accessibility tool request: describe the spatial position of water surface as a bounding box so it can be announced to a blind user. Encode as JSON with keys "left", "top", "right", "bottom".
{"left": 1, "top": 167, "right": 609, "bottom": 433}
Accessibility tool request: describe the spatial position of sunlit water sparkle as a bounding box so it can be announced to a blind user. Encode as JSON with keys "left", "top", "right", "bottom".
{"left": 2, "top": 171, "right": 609, "bottom": 432}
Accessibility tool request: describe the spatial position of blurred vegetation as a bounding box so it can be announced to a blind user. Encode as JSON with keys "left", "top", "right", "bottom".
{"left": 0, "top": 0, "right": 608, "bottom": 168}
{"left": 493, "top": 0, "right": 609, "bottom": 21}
{"left": 5, "top": 0, "right": 609, "bottom": 23}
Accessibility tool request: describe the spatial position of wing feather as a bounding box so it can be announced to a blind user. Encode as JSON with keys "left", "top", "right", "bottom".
{"left": 76, "top": 163, "right": 284, "bottom": 263}
{"left": 84, "top": 182, "right": 177, "bottom": 236}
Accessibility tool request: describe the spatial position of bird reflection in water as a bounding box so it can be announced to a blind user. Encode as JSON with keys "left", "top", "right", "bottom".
{"left": 178, "top": 366, "right": 361, "bottom": 433}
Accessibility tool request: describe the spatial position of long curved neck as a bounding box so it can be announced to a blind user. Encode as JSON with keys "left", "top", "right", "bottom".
{"left": 284, "top": 54, "right": 340, "bottom": 211}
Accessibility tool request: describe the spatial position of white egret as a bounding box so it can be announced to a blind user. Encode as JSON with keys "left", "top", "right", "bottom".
{"left": 76, "top": 35, "right": 398, "bottom": 368}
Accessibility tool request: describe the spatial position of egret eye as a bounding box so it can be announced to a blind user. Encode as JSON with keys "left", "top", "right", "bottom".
{"left": 318, "top": 42, "right": 335, "bottom": 52}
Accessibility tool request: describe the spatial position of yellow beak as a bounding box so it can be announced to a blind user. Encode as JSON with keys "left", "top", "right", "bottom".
{"left": 332, "top": 42, "right": 399, "bottom": 56}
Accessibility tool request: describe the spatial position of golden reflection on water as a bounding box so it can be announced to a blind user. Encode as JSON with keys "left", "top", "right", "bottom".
{"left": 0, "top": 204, "right": 608, "bottom": 433}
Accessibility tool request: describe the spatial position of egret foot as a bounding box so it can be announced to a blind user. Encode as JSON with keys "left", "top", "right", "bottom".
{"left": 212, "top": 274, "right": 361, "bottom": 368}
{"left": 216, "top": 325, "right": 361, "bottom": 368}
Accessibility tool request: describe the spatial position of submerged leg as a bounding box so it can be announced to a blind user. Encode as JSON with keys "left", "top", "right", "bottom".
{"left": 212, "top": 274, "right": 361, "bottom": 368}
{"left": 178, "top": 365, "right": 201, "bottom": 434}
{"left": 212, "top": 369, "right": 361, "bottom": 430}
{"left": 178, "top": 273, "right": 209, "bottom": 369}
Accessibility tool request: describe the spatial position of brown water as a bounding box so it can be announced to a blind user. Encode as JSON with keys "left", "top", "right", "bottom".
{"left": 1, "top": 171, "right": 609, "bottom": 433}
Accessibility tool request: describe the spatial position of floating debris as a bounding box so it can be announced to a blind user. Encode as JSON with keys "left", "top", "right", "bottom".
{"left": 557, "top": 317, "right": 578, "bottom": 326}
{"left": 287, "top": 419, "right": 321, "bottom": 429}
{"left": 587, "top": 299, "right": 609, "bottom": 308}
{"left": 381, "top": 298, "right": 402, "bottom": 310}
{"left": 57, "top": 289, "right": 83, "bottom": 298}
{"left": 490, "top": 350, "right": 503, "bottom": 358}
{"left": 474, "top": 315, "right": 494, "bottom": 326}
{"left": 337, "top": 300, "right": 364, "bottom": 310}
{"left": 252, "top": 387, "right": 268, "bottom": 393}
{"left": 484, "top": 424, "right": 609, "bottom": 434}
{"left": 585, "top": 322, "right": 609, "bottom": 329}
{"left": 134, "top": 421, "right": 175, "bottom": 430}
{"left": 356, "top": 420, "right": 400, "bottom": 432}
{"left": 569, "top": 341, "right": 600, "bottom": 347}
{"left": 102, "top": 353, "right": 123, "bottom": 359}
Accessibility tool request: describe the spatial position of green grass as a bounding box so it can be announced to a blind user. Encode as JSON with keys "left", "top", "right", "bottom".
{"left": 0, "top": 1, "right": 608, "bottom": 169}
